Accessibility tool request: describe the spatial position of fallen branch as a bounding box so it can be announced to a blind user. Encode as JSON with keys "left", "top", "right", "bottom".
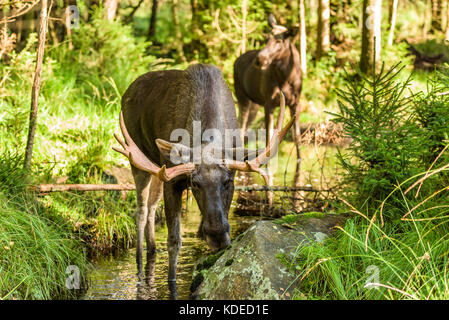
{"left": 35, "top": 183, "right": 137, "bottom": 193}
{"left": 35, "top": 183, "right": 330, "bottom": 193}
{"left": 235, "top": 185, "right": 330, "bottom": 192}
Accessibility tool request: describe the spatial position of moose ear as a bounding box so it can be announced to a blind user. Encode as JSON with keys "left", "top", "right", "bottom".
{"left": 268, "top": 13, "right": 277, "bottom": 28}
{"left": 287, "top": 26, "right": 299, "bottom": 38}
{"left": 155, "top": 139, "right": 191, "bottom": 164}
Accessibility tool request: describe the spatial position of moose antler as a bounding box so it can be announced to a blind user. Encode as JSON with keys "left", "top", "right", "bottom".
{"left": 113, "top": 111, "right": 195, "bottom": 182}
{"left": 225, "top": 91, "right": 294, "bottom": 184}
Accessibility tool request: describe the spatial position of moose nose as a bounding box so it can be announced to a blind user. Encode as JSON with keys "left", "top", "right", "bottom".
{"left": 203, "top": 220, "right": 231, "bottom": 251}
{"left": 205, "top": 232, "right": 230, "bottom": 251}
{"left": 256, "top": 53, "right": 269, "bottom": 69}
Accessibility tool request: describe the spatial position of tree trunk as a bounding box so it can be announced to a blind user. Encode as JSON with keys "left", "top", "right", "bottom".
{"left": 423, "top": 0, "right": 431, "bottom": 38}
{"left": 65, "top": 4, "right": 78, "bottom": 50}
{"left": 105, "top": 0, "right": 119, "bottom": 21}
{"left": 298, "top": 0, "right": 307, "bottom": 74}
{"left": 360, "top": 0, "right": 382, "bottom": 75}
{"left": 148, "top": 0, "right": 158, "bottom": 40}
{"left": 431, "top": 0, "right": 443, "bottom": 32}
{"left": 387, "top": 0, "right": 398, "bottom": 46}
{"left": 240, "top": 0, "right": 248, "bottom": 55}
{"left": 316, "top": 0, "right": 330, "bottom": 60}
{"left": 24, "top": 0, "right": 49, "bottom": 170}
{"left": 445, "top": 0, "right": 449, "bottom": 40}
{"left": 171, "top": 0, "right": 186, "bottom": 62}
{"left": 190, "top": 0, "right": 199, "bottom": 35}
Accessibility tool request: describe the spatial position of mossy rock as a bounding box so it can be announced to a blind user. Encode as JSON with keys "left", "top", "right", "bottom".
{"left": 191, "top": 214, "right": 347, "bottom": 300}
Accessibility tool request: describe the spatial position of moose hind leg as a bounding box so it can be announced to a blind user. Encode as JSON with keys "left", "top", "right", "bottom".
{"left": 238, "top": 103, "right": 251, "bottom": 145}
{"left": 246, "top": 102, "right": 260, "bottom": 131}
{"left": 131, "top": 166, "right": 151, "bottom": 276}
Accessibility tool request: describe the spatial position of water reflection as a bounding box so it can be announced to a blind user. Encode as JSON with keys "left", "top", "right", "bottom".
{"left": 135, "top": 252, "right": 179, "bottom": 300}
{"left": 83, "top": 209, "right": 259, "bottom": 300}
{"left": 136, "top": 253, "right": 158, "bottom": 300}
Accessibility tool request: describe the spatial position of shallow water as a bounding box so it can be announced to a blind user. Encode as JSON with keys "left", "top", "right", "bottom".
{"left": 82, "top": 202, "right": 259, "bottom": 300}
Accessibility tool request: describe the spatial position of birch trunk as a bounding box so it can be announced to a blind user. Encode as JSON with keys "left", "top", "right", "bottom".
{"left": 24, "top": 0, "right": 49, "bottom": 170}
{"left": 316, "top": 0, "right": 330, "bottom": 60}
{"left": 360, "top": 0, "right": 382, "bottom": 75}
{"left": 299, "top": 0, "right": 307, "bottom": 74}
{"left": 387, "top": 0, "right": 398, "bottom": 46}
{"left": 105, "top": 0, "right": 119, "bottom": 21}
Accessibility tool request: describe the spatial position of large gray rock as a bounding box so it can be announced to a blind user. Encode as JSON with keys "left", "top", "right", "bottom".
{"left": 191, "top": 213, "right": 347, "bottom": 300}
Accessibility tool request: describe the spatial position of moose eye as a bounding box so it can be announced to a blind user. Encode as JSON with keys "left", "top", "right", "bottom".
{"left": 223, "top": 177, "right": 233, "bottom": 187}
{"left": 191, "top": 181, "right": 200, "bottom": 189}
{"left": 190, "top": 178, "right": 201, "bottom": 189}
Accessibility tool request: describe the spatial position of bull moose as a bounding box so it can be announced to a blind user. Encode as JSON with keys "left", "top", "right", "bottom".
{"left": 234, "top": 14, "right": 303, "bottom": 189}
{"left": 113, "top": 64, "right": 293, "bottom": 292}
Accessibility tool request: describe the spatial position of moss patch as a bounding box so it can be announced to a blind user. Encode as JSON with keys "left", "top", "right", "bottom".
{"left": 302, "top": 211, "right": 327, "bottom": 219}
{"left": 190, "top": 272, "right": 205, "bottom": 293}
{"left": 225, "top": 258, "right": 234, "bottom": 266}
{"left": 196, "top": 250, "right": 225, "bottom": 272}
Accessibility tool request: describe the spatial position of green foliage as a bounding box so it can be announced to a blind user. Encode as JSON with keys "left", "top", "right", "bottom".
{"left": 284, "top": 63, "right": 449, "bottom": 300}
{"left": 331, "top": 64, "right": 428, "bottom": 215}
{"left": 283, "top": 171, "right": 449, "bottom": 300}
{"left": 303, "top": 51, "right": 346, "bottom": 115}
{"left": 413, "top": 67, "right": 449, "bottom": 164}
{"left": 1, "top": 0, "right": 447, "bottom": 300}
{"left": 0, "top": 8, "right": 147, "bottom": 298}
{"left": 48, "top": 10, "right": 157, "bottom": 113}
{"left": 40, "top": 191, "right": 136, "bottom": 254}
{"left": 69, "top": 13, "right": 154, "bottom": 93}
{"left": 0, "top": 155, "right": 87, "bottom": 300}
{"left": 0, "top": 152, "right": 29, "bottom": 194}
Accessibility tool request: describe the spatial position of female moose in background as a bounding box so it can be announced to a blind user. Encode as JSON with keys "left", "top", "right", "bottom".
{"left": 234, "top": 14, "right": 303, "bottom": 193}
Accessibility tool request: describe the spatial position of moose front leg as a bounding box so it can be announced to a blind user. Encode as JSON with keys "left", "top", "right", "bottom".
{"left": 146, "top": 177, "right": 163, "bottom": 256}
{"left": 131, "top": 166, "right": 152, "bottom": 277}
{"left": 289, "top": 103, "right": 302, "bottom": 210}
{"left": 290, "top": 103, "right": 302, "bottom": 188}
{"left": 163, "top": 183, "right": 184, "bottom": 285}
{"left": 264, "top": 106, "right": 275, "bottom": 206}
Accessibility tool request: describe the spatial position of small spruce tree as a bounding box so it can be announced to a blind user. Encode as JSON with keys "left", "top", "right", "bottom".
{"left": 331, "top": 63, "right": 426, "bottom": 216}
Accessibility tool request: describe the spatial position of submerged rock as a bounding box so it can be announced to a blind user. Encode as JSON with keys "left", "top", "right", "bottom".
{"left": 191, "top": 213, "right": 347, "bottom": 300}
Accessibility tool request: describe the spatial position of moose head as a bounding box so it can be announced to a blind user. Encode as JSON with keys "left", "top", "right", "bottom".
{"left": 113, "top": 92, "right": 293, "bottom": 251}
{"left": 255, "top": 14, "right": 298, "bottom": 70}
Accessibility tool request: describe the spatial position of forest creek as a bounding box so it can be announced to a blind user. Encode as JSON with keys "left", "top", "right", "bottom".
{"left": 1, "top": 0, "right": 449, "bottom": 301}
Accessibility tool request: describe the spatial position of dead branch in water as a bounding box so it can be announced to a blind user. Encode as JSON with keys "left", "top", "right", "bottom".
{"left": 34, "top": 183, "right": 330, "bottom": 194}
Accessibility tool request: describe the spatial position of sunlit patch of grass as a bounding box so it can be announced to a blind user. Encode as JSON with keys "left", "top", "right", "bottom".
{"left": 0, "top": 155, "right": 87, "bottom": 300}
{"left": 282, "top": 162, "right": 449, "bottom": 300}
{"left": 39, "top": 190, "right": 136, "bottom": 256}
